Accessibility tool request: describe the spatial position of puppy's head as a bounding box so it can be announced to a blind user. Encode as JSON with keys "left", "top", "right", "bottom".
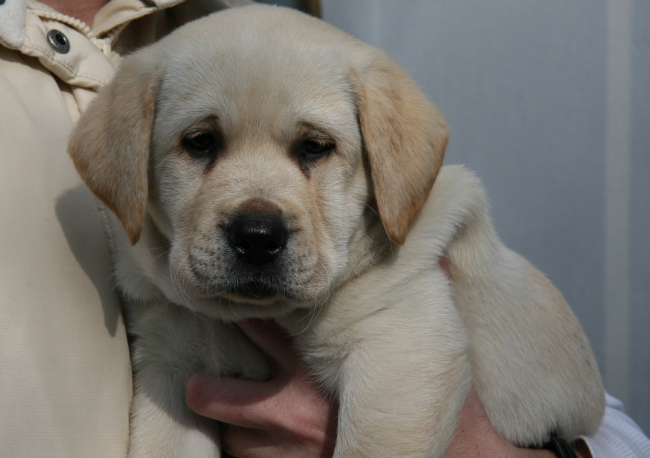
{"left": 69, "top": 5, "right": 448, "bottom": 318}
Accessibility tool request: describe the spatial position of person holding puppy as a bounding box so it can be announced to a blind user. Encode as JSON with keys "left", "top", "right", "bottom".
{"left": 1, "top": 1, "right": 648, "bottom": 457}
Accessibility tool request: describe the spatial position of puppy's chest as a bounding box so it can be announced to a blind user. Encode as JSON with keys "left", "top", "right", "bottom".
{"left": 127, "top": 299, "right": 270, "bottom": 382}
{"left": 277, "top": 303, "right": 386, "bottom": 392}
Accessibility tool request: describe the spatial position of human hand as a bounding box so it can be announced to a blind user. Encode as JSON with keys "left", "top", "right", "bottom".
{"left": 186, "top": 319, "right": 589, "bottom": 458}
{"left": 447, "top": 387, "right": 559, "bottom": 458}
{"left": 448, "top": 387, "right": 592, "bottom": 457}
{"left": 186, "top": 319, "right": 337, "bottom": 458}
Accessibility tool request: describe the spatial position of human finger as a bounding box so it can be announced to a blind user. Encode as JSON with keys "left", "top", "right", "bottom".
{"left": 186, "top": 372, "right": 284, "bottom": 430}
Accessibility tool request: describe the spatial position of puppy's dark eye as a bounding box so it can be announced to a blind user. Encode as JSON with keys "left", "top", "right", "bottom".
{"left": 297, "top": 139, "right": 334, "bottom": 163}
{"left": 183, "top": 132, "right": 219, "bottom": 158}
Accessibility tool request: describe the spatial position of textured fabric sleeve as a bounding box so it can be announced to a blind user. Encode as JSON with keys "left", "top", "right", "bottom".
{"left": 580, "top": 394, "right": 650, "bottom": 458}
{"left": 0, "top": 45, "right": 132, "bottom": 458}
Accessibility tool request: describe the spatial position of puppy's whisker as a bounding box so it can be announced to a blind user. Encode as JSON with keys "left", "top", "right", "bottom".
{"left": 168, "top": 263, "right": 207, "bottom": 320}
{"left": 363, "top": 202, "right": 381, "bottom": 219}
{"left": 228, "top": 300, "right": 244, "bottom": 321}
{"left": 294, "top": 259, "right": 331, "bottom": 335}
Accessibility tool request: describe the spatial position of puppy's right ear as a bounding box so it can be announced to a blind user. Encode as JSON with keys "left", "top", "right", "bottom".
{"left": 68, "top": 55, "right": 162, "bottom": 245}
{"left": 350, "top": 53, "right": 449, "bottom": 246}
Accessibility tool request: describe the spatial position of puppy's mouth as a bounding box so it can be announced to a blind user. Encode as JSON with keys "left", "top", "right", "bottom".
{"left": 219, "top": 281, "right": 285, "bottom": 304}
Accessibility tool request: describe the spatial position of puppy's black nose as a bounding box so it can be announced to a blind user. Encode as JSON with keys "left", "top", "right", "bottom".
{"left": 227, "top": 207, "right": 288, "bottom": 266}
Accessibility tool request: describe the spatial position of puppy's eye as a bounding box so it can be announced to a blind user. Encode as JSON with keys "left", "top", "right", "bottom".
{"left": 183, "top": 132, "right": 219, "bottom": 158}
{"left": 297, "top": 139, "right": 334, "bottom": 163}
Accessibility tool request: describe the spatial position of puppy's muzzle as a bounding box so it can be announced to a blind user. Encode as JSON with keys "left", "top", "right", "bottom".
{"left": 225, "top": 200, "right": 288, "bottom": 267}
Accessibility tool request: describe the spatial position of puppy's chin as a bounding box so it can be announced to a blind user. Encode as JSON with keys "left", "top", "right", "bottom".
{"left": 169, "top": 259, "right": 331, "bottom": 319}
{"left": 186, "top": 293, "right": 301, "bottom": 321}
{"left": 218, "top": 284, "right": 285, "bottom": 306}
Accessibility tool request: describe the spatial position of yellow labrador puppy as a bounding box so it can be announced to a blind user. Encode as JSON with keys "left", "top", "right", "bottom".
{"left": 69, "top": 5, "right": 604, "bottom": 457}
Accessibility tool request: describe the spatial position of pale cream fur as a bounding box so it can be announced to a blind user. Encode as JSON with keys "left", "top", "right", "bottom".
{"left": 68, "top": 5, "right": 604, "bottom": 458}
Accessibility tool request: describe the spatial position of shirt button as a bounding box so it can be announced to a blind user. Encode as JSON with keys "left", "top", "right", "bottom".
{"left": 47, "top": 30, "right": 71, "bottom": 54}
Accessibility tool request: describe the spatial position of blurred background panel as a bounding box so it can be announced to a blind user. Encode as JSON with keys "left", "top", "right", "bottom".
{"left": 321, "top": 0, "right": 649, "bottom": 434}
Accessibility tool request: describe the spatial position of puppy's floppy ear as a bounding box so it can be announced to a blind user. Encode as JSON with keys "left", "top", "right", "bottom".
{"left": 352, "top": 55, "right": 449, "bottom": 245}
{"left": 68, "top": 54, "right": 162, "bottom": 245}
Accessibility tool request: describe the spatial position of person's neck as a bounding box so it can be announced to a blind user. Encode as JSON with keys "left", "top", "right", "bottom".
{"left": 39, "top": 0, "right": 110, "bottom": 27}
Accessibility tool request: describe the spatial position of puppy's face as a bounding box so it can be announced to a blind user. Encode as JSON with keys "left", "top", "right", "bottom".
{"left": 150, "top": 42, "right": 371, "bottom": 314}
{"left": 69, "top": 5, "right": 448, "bottom": 319}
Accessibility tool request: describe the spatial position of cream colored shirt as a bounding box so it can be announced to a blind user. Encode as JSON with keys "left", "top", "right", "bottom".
{"left": 0, "top": 1, "right": 248, "bottom": 456}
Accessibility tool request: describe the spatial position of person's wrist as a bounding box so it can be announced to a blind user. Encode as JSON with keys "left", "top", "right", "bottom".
{"left": 572, "top": 439, "right": 592, "bottom": 458}
{"left": 445, "top": 388, "right": 590, "bottom": 458}
{"left": 530, "top": 436, "right": 591, "bottom": 458}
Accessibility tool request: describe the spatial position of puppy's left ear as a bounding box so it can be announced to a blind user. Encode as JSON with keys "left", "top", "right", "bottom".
{"left": 68, "top": 53, "right": 162, "bottom": 245}
{"left": 352, "top": 54, "right": 449, "bottom": 245}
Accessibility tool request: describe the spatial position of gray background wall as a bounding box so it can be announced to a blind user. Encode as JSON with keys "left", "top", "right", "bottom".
{"left": 321, "top": 0, "right": 649, "bottom": 433}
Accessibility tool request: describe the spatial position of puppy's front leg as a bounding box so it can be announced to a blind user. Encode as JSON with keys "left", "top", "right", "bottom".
{"left": 127, "top": 305, "right": 223, "bottom": 458}
{"left": 129, "top": 378, "right": 222, "bottom": 458}
{"left": 127, "top": 303, "right": 269, "bottom": 458}
{"left": 299, "top": 269, "right": 471, "bottom": 458}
